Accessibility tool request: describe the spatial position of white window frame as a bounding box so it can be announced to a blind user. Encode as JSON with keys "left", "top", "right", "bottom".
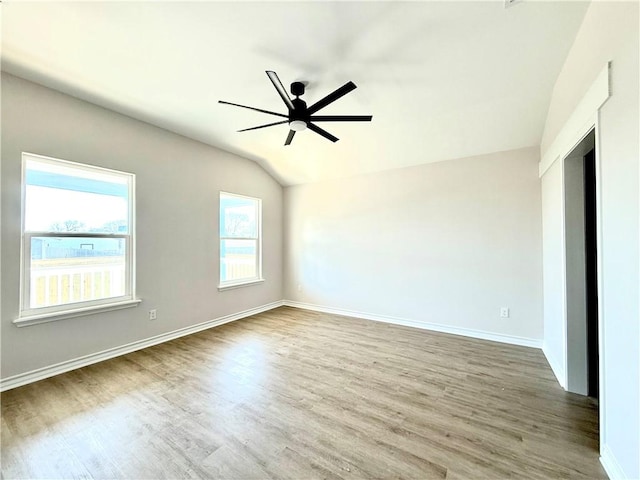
{"left": 16, "top": 152, "right": 139, "bottom": 326}
{"left": 218, "top": 191, "right": 263, "bottom": 291}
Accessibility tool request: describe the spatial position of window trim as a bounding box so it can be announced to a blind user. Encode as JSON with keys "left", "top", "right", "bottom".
{"left": 13, "top": 299, "right": 142, "bottom": 327}
{"left": 18, "top": 152, "right": 137, "bottom": 323}
{"left": 218, "top": 191, "right": 263, "bottom": 289}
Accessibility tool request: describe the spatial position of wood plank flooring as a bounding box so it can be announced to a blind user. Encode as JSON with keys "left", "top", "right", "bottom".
{"left": 1, "top": 307, "right": 605, "bottom": 479}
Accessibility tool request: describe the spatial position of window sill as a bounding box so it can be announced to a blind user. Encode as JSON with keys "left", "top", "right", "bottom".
{"left": 14, "top": 299, "right": 142, "bottom": 327}
{"left": 218, "top": 278, "right": 265, "bottom": 292}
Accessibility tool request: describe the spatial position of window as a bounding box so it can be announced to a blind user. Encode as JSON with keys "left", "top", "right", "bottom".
{"left": 19, "top": 153, "right": 136, "bottom": 322}
{"left": 219, "top": 192, "right": 262, "bottom": 289}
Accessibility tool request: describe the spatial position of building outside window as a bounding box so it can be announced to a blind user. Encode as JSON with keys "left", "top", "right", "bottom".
{"left": 219, "top": 192, "right": 262, "bottom": 288}
{"left": 19, "top": 152, "right": 136, "bottom": 321}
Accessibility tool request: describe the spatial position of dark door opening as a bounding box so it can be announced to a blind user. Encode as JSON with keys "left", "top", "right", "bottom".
{"left": 583, "top": 148, "right": 599, "bottom": 399}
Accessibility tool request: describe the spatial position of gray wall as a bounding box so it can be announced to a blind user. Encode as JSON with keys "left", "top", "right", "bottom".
{"left": 284, "top": 147, "right": 543, "bottom": 342}
{"left": 541, "top": 1, "right": 639, "bottom": 477}
{"left": 1, "top": 74, "right": 283, "bottom": 379}
{"left": 564, "top": 153, "right": 587, "bottom": 396}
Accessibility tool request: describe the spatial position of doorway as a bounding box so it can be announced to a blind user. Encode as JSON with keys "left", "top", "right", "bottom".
{"left": 564, "top": 129, "right": 599, "bottom": 399}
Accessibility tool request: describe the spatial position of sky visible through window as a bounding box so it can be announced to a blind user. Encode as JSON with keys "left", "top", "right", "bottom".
{"left": 25, "top": 186, "right": 128, "bottom": 232}
{"left": 25, "top": 159, "right": 128, "bottom": 233}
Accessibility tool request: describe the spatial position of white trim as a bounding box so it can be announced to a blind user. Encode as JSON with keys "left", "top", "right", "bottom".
{"left": 542, "top": 342, "right": 567, "bottom": 389}
{"left": 559, "top": 157, "right": 570, "bottom": 388}
{"left": 284, "top": 301, "right": 543, "bottom": 349}
{"left": 218, "top": 278, "right": 265, "bottom": 291}
{"left": 594, "top": 114, "right": 608, "bottom": 455}
{"left": 539, "top": 63, "right": 610, "bottom": 178}
{"left": 22, "top": 151, "right": 135, "bottom": 177}
{"left": 601, "top": 444, "right": 628, "bottom": 480}
{"left": 0, "top": 300, "right": 284, "bottom": 392}
{"left": 14, "top": 298, "right": 142, "bottom": 327}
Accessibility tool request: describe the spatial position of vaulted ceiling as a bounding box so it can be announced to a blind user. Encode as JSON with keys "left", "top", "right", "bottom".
{"left": 2, "top": 1, "right": 588, "bottom": 185}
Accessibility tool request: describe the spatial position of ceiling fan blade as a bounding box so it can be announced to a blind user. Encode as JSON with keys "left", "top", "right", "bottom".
{"left": 266, "top": 71, "right": 295, "bottom": 111}
{"left": 310, "top": 115, "right": 372, "bottom": 122}
{"left": 285, "top": 130, "right": 296, "bottom": 146}
{"left": 219, "top": 100, "right": 288, "bottom": 118}
{"left": 307, "top": 123, "right": 339, "bottom": 143}
{"left": 307, "top": 81, "right": 357, "bottom": 115}
{"left": 238, "top": 120, "right": 289, "bottom": 132}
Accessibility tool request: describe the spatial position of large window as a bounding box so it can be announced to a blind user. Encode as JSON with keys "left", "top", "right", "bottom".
{"left": 19, "top": 153, "right": 136, "bottom": 322}
{"left": 219, "top": 192, "right": 262, "bottom": 289}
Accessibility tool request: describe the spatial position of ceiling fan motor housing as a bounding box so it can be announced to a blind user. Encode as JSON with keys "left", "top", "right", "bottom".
{"left": 290, "top": 82, "right": 309, "bottom": 123}
{"left": 291, "top": 97, "right": 309, "bottom": 122}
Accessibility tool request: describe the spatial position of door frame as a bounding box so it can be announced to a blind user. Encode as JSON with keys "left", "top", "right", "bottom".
{"left": 539, "top": 63, "right": 610, "bottom": 455}
{"left": 563, "top": 128, "right": 595, "bottom": 396}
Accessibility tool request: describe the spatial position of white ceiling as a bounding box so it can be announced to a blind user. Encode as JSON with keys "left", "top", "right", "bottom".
{"left": 2, "top": 1, "right": 588, "bottom": 186}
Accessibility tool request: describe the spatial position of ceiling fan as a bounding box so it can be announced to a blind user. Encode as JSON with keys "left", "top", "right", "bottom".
{"left": 219, "top": 71, "right": 372, "bottom": 145}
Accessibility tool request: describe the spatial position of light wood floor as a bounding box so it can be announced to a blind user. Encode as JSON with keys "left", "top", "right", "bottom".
{"left": 1, "top": 307, "right": 605, "bottom": 479}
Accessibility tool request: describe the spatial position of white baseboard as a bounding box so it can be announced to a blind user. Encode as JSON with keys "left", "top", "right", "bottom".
{"left": 283, "top": 300, "right": 543, "bottom": 349}
{"left": 600, "top": 444, "right": 629, "bottom": 480}
{"left": 0, "top": 300, "right": 284, "bottom": 392}
{"left": 0, "top": 300, "right": 546, "bottom": 392}
{"left": 542, "top": 343, "right": 567, "bottom": 389}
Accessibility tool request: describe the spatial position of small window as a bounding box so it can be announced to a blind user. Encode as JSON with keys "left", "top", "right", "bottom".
{"left": 219, "top": 192, "right": 262, "bottom": 288}
{"left": 20, "top": 153, "right": 135, "bottom": 320}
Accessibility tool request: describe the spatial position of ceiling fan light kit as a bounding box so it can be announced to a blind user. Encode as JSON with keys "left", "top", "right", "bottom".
{"left": 289, "top": 120, "right": 307, "bottom": 132}
{"left": 219, "top": 70, "right": 372, "bottom": 145}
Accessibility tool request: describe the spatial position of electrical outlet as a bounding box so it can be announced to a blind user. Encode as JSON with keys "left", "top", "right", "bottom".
{"left": 500, "top": 307, "right": 510, "bottom": 318}
{"left": 149, "top": 309, "right": 157, "bottom": 320}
